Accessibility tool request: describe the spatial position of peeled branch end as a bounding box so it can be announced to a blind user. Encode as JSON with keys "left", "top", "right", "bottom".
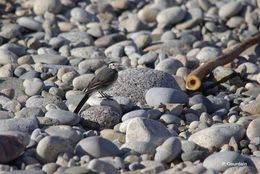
{"left": 186, "top": 75, "right": 201, "bottom": 91}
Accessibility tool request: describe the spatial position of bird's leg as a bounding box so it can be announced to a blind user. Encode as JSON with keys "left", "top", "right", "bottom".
{"left": 98, "top": 91, "right": 113, "bottom": 100}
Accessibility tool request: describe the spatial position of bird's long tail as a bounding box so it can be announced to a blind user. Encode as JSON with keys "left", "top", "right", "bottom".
{"left": 73, "top": 89, "right": 92, "bottom": 114}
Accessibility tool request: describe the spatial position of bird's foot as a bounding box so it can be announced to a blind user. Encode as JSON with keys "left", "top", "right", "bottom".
{"left": 98, "top": 91, "right": 113, "bottom": 100}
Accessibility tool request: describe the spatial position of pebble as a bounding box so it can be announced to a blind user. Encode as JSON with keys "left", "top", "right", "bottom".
{"left": 32, "top": 54, "right": 68, "bottom": 65}
{"left": 203, "top": 151, "right": 247, "bottom": 172}
{"left": 121, "top": 109, "right": 148, "bottom": 122}
{"left": 196, "top": 47, "right": 221, "bottom": 63}
{"left": 62, "top": 166, "right": 91, "bottom": 174}
{"left": 154, "top": 137, "right": 181, "bottom": 163}
{"left": 105, "top": 68, "right": 180, "bottom": 104}
{"left": 95, "top": 34, "right": 126, "bottom": 48}
{"left": 145, "top": 87, "right": 189, "bottom": 106}
{"left": 125, "top": 117, "right": 172, "bottom": 146}
{"left": 189, "top": 94, "right": 215, "bottom": 113}
{"left": 241, "top": 98, "right": 260, "bottom": 115}
{"left": 80, "top": 105, "right": 121, "bottom": 130}
{"left": 75, "top": 136, "right": 121, "bottom": 158}
{"left": 33, "top": 0, "right": 62, "bottom": 15}
{"left": 188, "top": 123, "right": 245, "bottom": 149}
{"left": 0, "top": 132, "right": 27, "bottom": 163}
{"left": 44, "top": 125, "right": 82, "bottom": 145}
{"left": 70, "top": 7, "right": 98, "bottom": 23}
{"left": 58, "top": 31, "right": 93, "bottom": 46}
{"left": 17, "top": 17, "right": 42, "bottom": 31}
{"left": 0, "top": 49, "right": 18, "bottom": 65}
{"left": 23, "top": 78, "right": 44, "bottom": 96}
{"left": 246, "top": 119, "right": 260, "bottom": 141}
{"left": 88, "top": 159, "right": 119, "bottom": 174}
{"left": 36, "top": 136, "right": 74, "bottom": 163}
{"left": 72, "top": 74, "right": 94, "bottom": 90}
{"left": 218, "top": 1, "right": 242, "bottom": 20}
{"left": 0, "top": 43, "right": 26, "bottom": 56}
{"left": 45, "top": 109, "right": 80, "bottom": 126}
{"left": 156, "top": 7, "right": 186, "bottom": 28}
{"left": 0, "top": 117, "right": 38, "bottom": 133}
{"left": 155, "top": 58, "right": 183, "bottom": 75}
{"left": 138, "top": 5, "right": 160, "bottom": 23}
{"left": 121, "top": 141, "right": 156, "bottom": 155}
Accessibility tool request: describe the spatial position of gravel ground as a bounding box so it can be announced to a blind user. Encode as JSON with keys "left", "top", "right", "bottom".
{"left": 0, "top": 0, "right": 260, "bottom": 174}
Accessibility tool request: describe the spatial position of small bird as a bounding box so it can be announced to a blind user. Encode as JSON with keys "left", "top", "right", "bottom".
{"left": 73, "top": 62, "right": 119, "bottom": 114}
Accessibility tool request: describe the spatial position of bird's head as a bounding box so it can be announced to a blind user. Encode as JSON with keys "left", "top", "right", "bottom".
{"left": 107, "top": 61, "right": 122, "bottom": 71}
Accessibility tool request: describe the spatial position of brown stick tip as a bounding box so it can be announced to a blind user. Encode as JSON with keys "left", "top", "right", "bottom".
{"left": 185, "top": 75, "right": 201, "bottom": 91}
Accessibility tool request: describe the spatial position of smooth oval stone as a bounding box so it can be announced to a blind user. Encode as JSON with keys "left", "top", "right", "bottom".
{"left": 241, "top": 98, "right": 260, "bottom": 115}
{"left": 70, "top": 7, "right": 98, "bottom": 23}
{"left": 88, "top": 159, "right": 118, "bottom": 174}
{"left": 58, "top": 31, "right": 93, "bottom": 46}
{"left": 196, "top": 47, "right": 221, "bottom": 63}
{"left": 23, "top": 78, "right": 44, "bottom": 96}
{"left": 75, "top": 136, "right": 121, "bottom": 158}
{"left": 126, "top": 117, "right": 172, "bottom": 146}
{"left": 0, "top": 49, "right": 18, "bottom": 65}
{"left": 71, "top": 46, "right": 105, "bottom": 59}
{"left": 36, "top": 136, "right": 74, "bottom": 163}
{"left": 154, "top": 137, "right": 181, "bottom": 163}
{"left": 0, "top": 43, "right": 26, "bottom": 56}
{"left": 203, "top": 151, "right": 247, "bottom": 172}
{"left": 121, "top": 141, "right": 156, "bottom": 155}
{"left": 81, "top": 105, "right": 122, "bottom": 130}
{"left": 17, "top": 17, "right": 42, "bottom": 31}
{"left": 104, "top": 68, "right": 180, "bottom": 104}
{"left": 45, "top": 109, "right": 80, "bottom": 126}
{"left": 188, "top": 123, "right": 245, "bottom": 149}
{"left": 155, "top": 58, "right": 183, "bottom": 75}
{"left": 33, "top": 0, "right": 62, "bottom": 15}
{"left": 0, "top": 117, "right": 38, "bottom": 133}
{"left": 32, "top": 54, "right": 68, "bottom": 65}
{"left": 44, "top": 125, "right": 83, "bottom": 145}
{"left": 157, "top": 7, "right": 186, "bottom": 28}
{"left": 121, "top": 109, "right": 148, "bottom": 122}
{"left": 218, "top": 1, "right": 242, "bottom": 19}
{"left": 246, "top": 119, "right": 260, "bottom": 141}
{"left": 0, "top": 133, "right": 26, "bottom": 163}
{"left": 145, "top": 87, "right": 189, "bottom": 106}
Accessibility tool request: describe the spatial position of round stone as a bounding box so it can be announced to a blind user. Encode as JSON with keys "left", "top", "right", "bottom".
{"left": 0, "top": 132, "right": 27, "bottom": 163}
{"left": 196, "top": 47, "right": 221, "bottom": 63}
{"left": 155, "top": 58, "right": 183, "bottom": 75}
{"left": 23, "top": 78, "right": 44, "bottom": 96}
{"left": 154, "top": 137, "right": 181, "bottom": 163}
{"left": 203, "top": 151, "right": 246, "bottom": 172}
{"left": 33, "top": 0, "right": 62, "bottom": 15}
{"left": 0, "top": 49, "right": 18, "bottom": 65}
{"left": 188, "top": 123, "right": 245, "bottom": 149}
{"left": 44, "top": 125, "right": 82, "bottom": 145}
{"left": 246, "top": 119, "right": 260, "bottom": 141}
{"left": 104, "top": 68, "right": 180, "bottom": 104}
{"left": 145, "top": 87, "right": 189, "bottom": 106}
{"left": 218, "top": 1, "right": 242, "bottom": 20}
{"left": 125, "top": 117, "right": 172, "bottom": 146}
{"left": 70, "top": 7, "right": 97, "bottom": 23}
{"left": 156, "top": 7, "right": 186, "bottom": 28}
{"left": 36, "top": 136, "right": 74, "bottom": 163}
{"left": 16, "top": 17, "right": 42, "bottom": 31}
{"left": 80, "top": 106, "right": 122, "bottom": 130}
{"left": 45, "top": 109, "right": 80, "bottom": 126}
{"left": 75, "top": 136, "right": 121, "bottom": 158}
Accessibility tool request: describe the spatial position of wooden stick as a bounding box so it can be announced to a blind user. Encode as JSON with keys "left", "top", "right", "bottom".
{"left": 186, "top": 33, "right": 260, "bottom": 91}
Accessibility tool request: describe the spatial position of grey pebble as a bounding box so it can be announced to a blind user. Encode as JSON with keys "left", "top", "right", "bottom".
{"left": 105, "top": 68, "right": 180, "bottom": 104}
{"left": 75, "top": 136, "right": 121, "bottom": 158}
{"left": 145, "top": 87, "right": 189, "bottom": 106}
{"left": 36, "top": 136, "right": 74, "bottom": 163}
{"left": 126, "top": 117, "right": 172, "bottom": 146}
{"left": 45, "top": 109, "right": 80, "bottom": 126}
